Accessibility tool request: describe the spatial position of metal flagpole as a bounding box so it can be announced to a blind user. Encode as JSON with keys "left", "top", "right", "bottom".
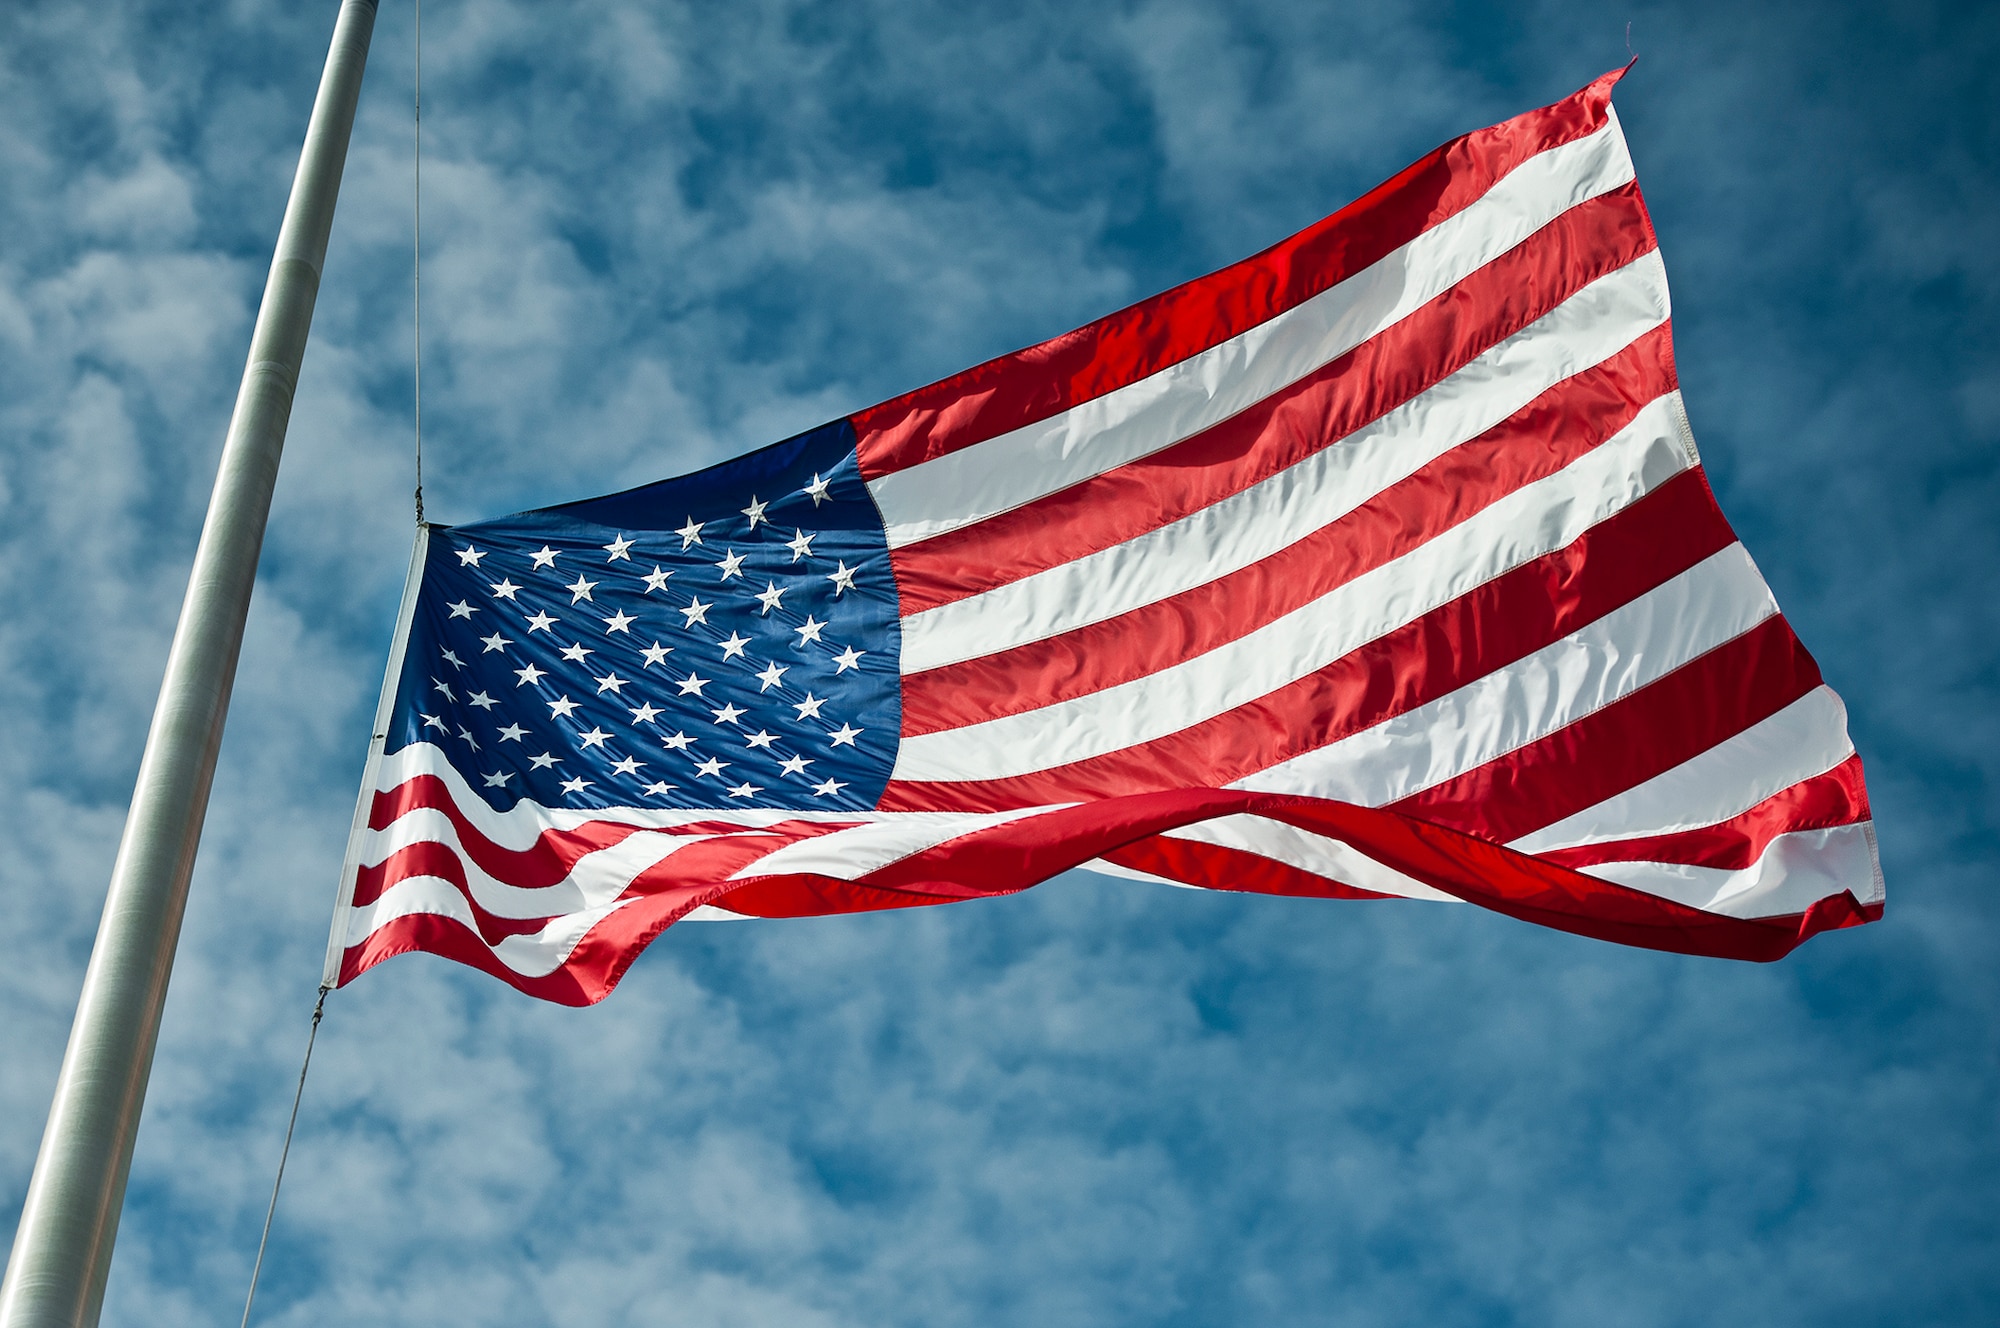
{"left": 0, "top": 3, "right": 379, "bottom": 1325}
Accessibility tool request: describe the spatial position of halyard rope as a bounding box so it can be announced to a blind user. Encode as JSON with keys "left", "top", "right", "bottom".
{"left": 412, "top": 0, "right": 425, "bottom": 524}
{"left": 236, "top": 987, "right": 328, "bottom": 1328}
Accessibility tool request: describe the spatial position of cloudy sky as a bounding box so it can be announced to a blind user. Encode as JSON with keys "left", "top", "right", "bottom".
{"left": 2, "top": 0, "right": 1995, "bottom": 1323}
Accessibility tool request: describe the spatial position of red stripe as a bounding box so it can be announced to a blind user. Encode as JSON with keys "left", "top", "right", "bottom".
{"left": 354, "top": 772, "right": 864, "bottom": 926}
{"left": 890, "top": 183, "right": 1660, "bottom": 617}
{"left": 702, "top": 876, "right": 968, "bottom": 919}
{"left": 352, "top": 841, "right": 561, "bottom": 941}
{"left": 1098, "top": 833, "right": 1396, "bottom": 901}
{"left": 882, "top": 467, "right": 1735, "bottom": 812}
{"left": 854, "top": 789, "right": 1875, "bottom": 959}
{"left": 1539, "top": 754, "right": 1870, "bottom": 872}
{"left": 342, "top": 815, "right": 988, "bottom": 1002}
{"left": 900, "top": 324, "right": 1679, "bottom": 736}
{"left": 342, "top": 852, "right": 980, "bottom": 1001}
{"left": 365, "top": 777, "right": 860, "bottom": 901}
{"left": 852, "top": 69, "right": 1630, "bottom": 479}
{"left": 342, "top": 913, "right": 605, "bottom": 1005}
{"left": 1241, "top": 795, "right": 1878, "bottom": 962}
{"left": 343, "top": 778, "right": 1873, "bottom": 1005}
{"left": 1390, "top": 615, "right": 1824, "bottom": 842}
{"left": 341, "top": 819, "right": 873, "bottom": 1004}
{"left": 355, "top": 839, "right": 480, "bottom": 911}
{"left": 367, "top": 774, "right": 646, "bottom": 889}
{"left": 340, "top": 886, "right": 711, "bottom": 1008}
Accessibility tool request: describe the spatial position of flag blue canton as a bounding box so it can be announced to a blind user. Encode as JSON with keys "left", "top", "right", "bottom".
{"left": 384, "top": 421, "right": 901, "bottom": 812}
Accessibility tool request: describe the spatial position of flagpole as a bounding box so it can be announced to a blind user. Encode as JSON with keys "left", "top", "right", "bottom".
{"left": 0, "top": 2, "right": 379, "bottom": 1324}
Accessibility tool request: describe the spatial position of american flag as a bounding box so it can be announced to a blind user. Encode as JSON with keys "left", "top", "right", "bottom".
{"left": 325, "top": 69, "right": 1883, "bottom": 1005}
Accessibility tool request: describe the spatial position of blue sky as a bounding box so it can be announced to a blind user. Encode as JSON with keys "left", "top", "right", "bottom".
{"left": 1, "top": 0, "right": 1995, "bottom": 1323}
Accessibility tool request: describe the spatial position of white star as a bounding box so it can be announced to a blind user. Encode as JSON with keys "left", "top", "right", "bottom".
{"left": 777, "top": 754, "right": 813, "bottom": 777}
{"left": 741, "top": 495, "right": 768, "bottom": 528}
{"left": 714, "top": 549, "right": 746, "bottom": 581}
{"left": 794, "top": 615, "right": 825, "bottom": 645}
{"left": 457, "top": 546, "right": 485, "bottom": 566}
{"left": 529, "top": 752, "right": 558, "bottom": 770}
{"left": 753, "top": 581, "right": 786, "bottom": 615}
{"left": 497, "top": 723, "right": 527, "bottom": 742}
{"left": 594, "top": 672, "right": 628, "bottom": 694}
{"left": 642, "top": 781, "right": 676, "bottom": 796}
{"left": 680, "top": 597, "right": 712, "bottom": 627}
{"left": 693, "top": 756, "right": 730, "bottom": 778}
{"left": 803, "top": 472, "right": 832, "bottom": 505}
{"left": 832, "top": 645, "right": 866, "bottom": 673}
{"left": 441, "top": 649, "right": 465, "bottom": 670}
{"left": 421, "top": 712, "right": 446, "bottom": 732}
{"left": 828, "top": 723, "right": 863, "bottom": 747}
{"left": 561, "top": 776, "right": 593, "bottom": 796}
{"left": 524, "top": 610, "right": 557, "bottom": 633}
{"left": 711, "top": 702, "right": 745, "bottom": 725}
{"left": 561, "top": 642, "right": 594, "bottom": 664}
{"left": 515, "top": 662, "right": 547, "bottom": 686}
{"left": 628, "top": 702, "right": 662, "bottom": 724}
{"left": 448, "top": 599, "right": 476, "bottom": 619}
{"left": 639, "top": 641, "right": 673, "bottom": 667}
{"left": 609, "top": 755, "right": 644, "bottom": 776}
{"left": 743, "top": 730, "right": 778, "bottom": 750}
{"left": 578, "top": 727, "right": 612, "bottom": 749}
{"left": 811, "top": 777, "right": 848, "bottom": 797}
{"left": 565, "top": 574, "right": 598, "bottom": 604}
{"left": 661, "top": 730, "right": 696, "bottom": 751}
{"left": 603, "top": 534, "right": 635, "bottom": 562}
{"left": 548, "top": 696, "right": 580, "bottom": 719}
{"left": 827, "top": 561, "right": 858, "bottom": 596}
{"left": 456, "top": 725, "right": 479, "bottom": 750}
{"left": 490, "top": 578, "right": 521, "bottom": 600}
{"left": 642, "top": 565, "right": 673, "bottom": 593}
{"left": 718, "top": 631, "right": 751, "bottom": 661}
{"left": 727, "top": 781, "right": 763, "bottom": 799}
{"left": 677, "top": 673, "right": 711, "bottom": 697}
{"left": 792, "top": 692, "right": 826, "bottom": 720}
{"left": 601, "top": 609, "right": 635, "bottom": 634}
{"left": 480, "top": 631, "right": 512, "bottom": 654}
{"left": 530, "top": 546, "right": 560, "bottom": 569}
{"left": 785, "top": 529, "right": 815, "bottom": 561}
{"left": 431, "top": 678, "right": 456, "bottom": 702}
{"left": 468, "top": 690, "right": 498, "bottom": 710}
{"left": 754, "top": 661, "right": 788, "bottom": 691}
{"left": 676, "top": 517, "right": 704, "bottom": 549}
{"left": 482, "top": 770, "right": 513, "bottom": 788}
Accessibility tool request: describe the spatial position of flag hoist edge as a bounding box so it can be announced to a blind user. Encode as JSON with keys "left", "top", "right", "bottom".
{"left": 324, "top": 67, "right": 1884, "bottom": 1006}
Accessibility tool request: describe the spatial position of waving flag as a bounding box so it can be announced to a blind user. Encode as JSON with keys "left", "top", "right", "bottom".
{"left": 324, "top": 69, "right": 1882, "bottom": 1005}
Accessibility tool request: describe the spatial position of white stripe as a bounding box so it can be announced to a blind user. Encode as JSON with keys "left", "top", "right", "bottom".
{"left": 1508, "top": 687, "right": 1856, "bottom": 854}
{"left": 360, "top": 745, "right": 1071, "bottom": 894}
{"left": 731, "top": 806, "right": 1065, "bottom": 880}
{"left": 1233, "top": 543, "right": 1777, "bottom": 805}
{"left": 1156, "top": 814, "right": 1461, "bottom": 902}
{"left": 354, "top": 811, "right": 730, "bottom": 919}
{"left": 1076, "top": 858, "right": 1206, "bottom": 890}
{"left": 1087, "top": 817, "right": 1881, "bottom": 925}
{"left": 681, "top": 904, "right": 754, "bottom": 921}
{"left": 901, "top": 253, "right": 1673, "bottom": 673}
{"left": 369, "top": 741, "right": 872, "bottom": 847}
{"left": 1581, "top": 821, "right": 1883, "bottom": 918}
{"left": 869, "top": 114, "right": 1638, "bottom": 549}
{"left": 891, "top": 410, "right": 1692, "bottom": 783}
{"left": 343, "top": 877, "right": 635, "bottom": 979}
